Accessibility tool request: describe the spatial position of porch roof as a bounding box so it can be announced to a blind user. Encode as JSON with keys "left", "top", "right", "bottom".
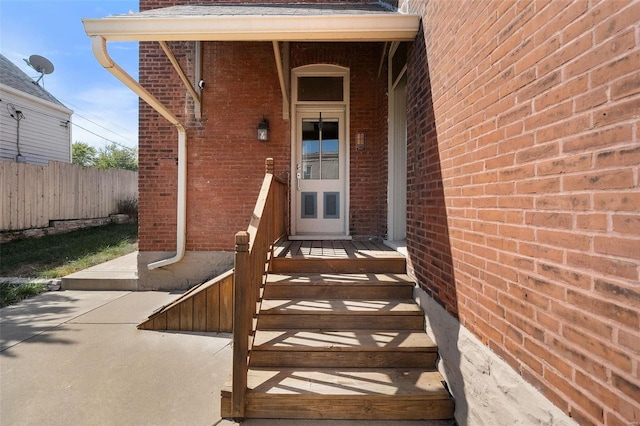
{"left": 83, "top": 3, "right": 420, "bottom": 42}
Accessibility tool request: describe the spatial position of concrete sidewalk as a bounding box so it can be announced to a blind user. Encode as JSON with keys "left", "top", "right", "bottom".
{"left": 61, "top": 251, "right": 139, "bottom": 291}
{"left": 0, "top": 290, "right": 233, "bottom": 426}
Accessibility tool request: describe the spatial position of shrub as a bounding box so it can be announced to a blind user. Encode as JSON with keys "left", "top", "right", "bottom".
{"left": 118, "top": 197, "right": 138, "bottom": 222}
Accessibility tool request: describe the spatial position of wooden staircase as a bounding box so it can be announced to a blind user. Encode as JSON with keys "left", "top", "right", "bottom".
{"left": 221, "top": 256, "right": 455, "bottom": 420}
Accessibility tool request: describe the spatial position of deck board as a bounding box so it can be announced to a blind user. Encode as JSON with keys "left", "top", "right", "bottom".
{"left": 247, "top": 368, "right": 449, "bottom": 396}
{"left": 274, "top": 240, "right": 403, "bottom": 260}
{"left": 253, "top": 330, "right": 436, "bottom": 350}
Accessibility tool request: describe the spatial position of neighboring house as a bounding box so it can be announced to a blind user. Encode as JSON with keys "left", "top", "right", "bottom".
{"left": 0, "top": 53, "right": 72, "bottom": 165}
{"left": 84, "top": 1, "right": 639, "bottom": 425}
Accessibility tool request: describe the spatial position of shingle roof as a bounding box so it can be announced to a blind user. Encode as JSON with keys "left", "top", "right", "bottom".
{"left": 84, "top": 2, "right": 419, "bottom": 42}
{"left": 125, "top": 3, "right": 397, "bottom": 18}
{"left": 0, "top": 53, "right": 66, "bottom": 107}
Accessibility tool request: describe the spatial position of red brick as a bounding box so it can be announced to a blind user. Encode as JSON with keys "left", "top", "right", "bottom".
{"left": 536, "top": 153, "right": 592, "bottom": 176}
{"left": 612, "top": 372, "right": 640, "bottom": 408}
{"left": 595, "top": 1, "right": 640, "bottom": 42}
{"left": 611, "top": 70, "right": 640, "bottom": 100}
{"left": 618, "top": 329, "right": 640, "bottom": 353}
{"left": 564, "top": 169, "right": 634, "bottom": 191}
{"left": 594, "top": 192, "right": 640, "bottom": 211}
{"left": 565, "top": 29, "right": 636, "bottom": 79}
{"left": 564, "top": 0, "right": 632, "bottom": 42}
{"left": 549, "top": 334, "right": 609, "bottom": 381}
{"left": 612, "top": 214, "right": 640, "bottom": 235}
{"left": 525, "top": 337, "right": 573, "bottom": 377}
{"left": 516, "top": 177, "right": 561, "bottom": 194}
{"left": 592, "top": 96, "right": 640, "bottom": 127}
{"left": 591, "top": 50, "right": 640, "bottom": 87}
{"left": 575, "top": 213, "right": 607, "bottom": 231}
{"left": 594, "top": 278, "right": 640, "bottom": 309}
{"left": 537, "top": 262, "right": 591, "bottom": 290}
{"left": 535, "top": 194, "right": 590, "bottom": 211}
{"left": 562, "top": 125, "right": 633, "bottom": 153}
{"left": 597, "top": 145, "right": 640, "bottom": 168}
{"left": 551, "top": 300, "right": 613, "bottom": 339}
{"left": 525, "top": 212, "right": 572, "bottom": 229}
{"left": 544, "top": 368, "right": 604, "bottom": 423}
{"left": 567, "top": 289, "right": 639, "bottom": 329}
{"left": 594, "top": 235, "right": 640, "bottom": 261}
{"left": 567, "top": 251, "right": 639, "bottom": 281}
{"left": 563, "top": 325, "right": 632, "bottom": 373}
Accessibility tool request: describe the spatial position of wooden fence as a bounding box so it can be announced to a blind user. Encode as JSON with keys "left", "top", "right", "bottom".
{"left": 1, "top": 160, "right": 137, "bottom": 231}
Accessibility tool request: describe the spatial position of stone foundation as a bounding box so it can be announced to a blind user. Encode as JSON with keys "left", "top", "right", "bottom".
{"left": 0, "top": 215, "right": 134, "bottom": 243}
{"left": 414, "top": 286, "right": 577, "bottom": 426}
{"left": 137, "top": 251, "right": 234, "bottom": 290}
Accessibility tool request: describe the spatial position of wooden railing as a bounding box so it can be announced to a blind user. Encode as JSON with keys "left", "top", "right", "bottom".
{"left": 232, "top": 158, "right": 287, "bottom": 418}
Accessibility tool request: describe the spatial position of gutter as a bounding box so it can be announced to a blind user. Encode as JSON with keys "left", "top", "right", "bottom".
{"left": 90, "top": 36, "right": 187, "bottom": 270}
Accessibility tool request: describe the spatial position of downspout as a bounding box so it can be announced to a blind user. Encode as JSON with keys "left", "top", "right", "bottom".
{"left": 90, "top": 36, "right": 186, "bottom": 270}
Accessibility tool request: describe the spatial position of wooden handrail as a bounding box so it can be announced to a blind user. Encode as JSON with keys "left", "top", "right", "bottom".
{"left": 232, "top": 158, "right": 287, "bottom": 418}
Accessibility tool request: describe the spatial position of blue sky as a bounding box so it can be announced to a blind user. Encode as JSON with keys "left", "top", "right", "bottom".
{"left": 1, "top": 0, "right": 140, "bottom": 150}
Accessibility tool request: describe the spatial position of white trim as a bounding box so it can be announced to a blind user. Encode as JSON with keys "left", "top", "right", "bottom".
{"left": 0, "top": 83, "right": 73, "bottom": 116}
{"left": 290, "top": 65, "right": 350, "bottom": 239}
{"left": 387, "top": 45, "right": 407, "bottom": 242}
{"left": 289, "top": 235, "right": 353, "bottom": 241}
{"left": 83, "top": 14, "right": 420, "bottom": 42}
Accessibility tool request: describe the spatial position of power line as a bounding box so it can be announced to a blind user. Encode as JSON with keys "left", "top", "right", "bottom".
{"left": 70, "top": 121, "right": 137, "bottom": 152}
{"left": 1, "top": 98, "right": 137, "bottom": 151}
{"left": 56, "top": 95, "right": 137, "bottom": 142}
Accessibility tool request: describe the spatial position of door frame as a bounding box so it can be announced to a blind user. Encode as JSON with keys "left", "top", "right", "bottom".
{"left": 387, "top": 42, "right": 408, "bottom": 245}
{"left": 290, "top": 64, "right": 350, "bottom": 239}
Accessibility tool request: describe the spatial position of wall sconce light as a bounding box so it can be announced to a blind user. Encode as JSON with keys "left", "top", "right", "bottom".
{"left": 356, "top": 132, "right": 366, "bottom": 151}
{"left": 257, "top": 118, "right": 270, "bottom": 141}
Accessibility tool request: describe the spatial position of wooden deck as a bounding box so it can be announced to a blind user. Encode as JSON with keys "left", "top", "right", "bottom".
{"left": 274, "top": 240, "right": 404, "bottom": 259}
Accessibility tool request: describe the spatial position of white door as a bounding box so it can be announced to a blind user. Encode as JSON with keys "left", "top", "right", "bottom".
{"left": 294, "top": 110, "right": 347, "bottom": 238}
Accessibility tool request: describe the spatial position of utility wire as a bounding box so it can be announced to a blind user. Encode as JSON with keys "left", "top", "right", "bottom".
{"left": 1, "top": 98, "right": 137, "bottom": 151}
{"left": 56, "top": 95, "right": 137, "bottom": 141}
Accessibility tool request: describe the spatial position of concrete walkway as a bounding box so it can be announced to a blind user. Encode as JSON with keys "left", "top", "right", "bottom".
{"left": 61, "top": 251, "right": 138, "bottom": 290}
{"left": 0, "top": 290, "right": 232, "bottom": 426}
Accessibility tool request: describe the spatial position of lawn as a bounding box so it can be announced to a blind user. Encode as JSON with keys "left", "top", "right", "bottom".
{"left": 0, "top": 223, "right": 138, "bottom": 306}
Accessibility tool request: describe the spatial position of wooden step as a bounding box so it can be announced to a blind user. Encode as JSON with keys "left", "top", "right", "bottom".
{"left": 258, "top": 299, "right": 424, "bottom": 330}
{"left": 221, "top": 368, "right": 454, "bottom": 420}
{"left": 264, "top": 273, "right": 414, "bottom": 300}
{"left": 271, "top": 257, "right": 406, "bottom": 274}
{"left": 250, "top": 330, "right": 438, "bottom": 368}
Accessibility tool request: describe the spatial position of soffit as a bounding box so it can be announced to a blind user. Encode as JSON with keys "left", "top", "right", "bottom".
{"left": 83, "top": 3, "right": 420, "bottom": 42}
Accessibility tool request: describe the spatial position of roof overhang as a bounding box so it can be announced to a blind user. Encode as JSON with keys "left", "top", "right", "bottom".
{"left": 83, "top": 4, "right": 420, "bottom": 42}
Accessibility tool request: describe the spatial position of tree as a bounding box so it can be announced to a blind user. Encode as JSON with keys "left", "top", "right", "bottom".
{"left": 95, "top": 143, "right": 138, "bottom": 171}
{"left": 72, "top": 142, "right": 97, "bottom": 167}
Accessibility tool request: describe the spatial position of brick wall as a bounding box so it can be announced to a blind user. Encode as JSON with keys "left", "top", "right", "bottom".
{"left": 139, "top": 0, "right": 390, "bottom": 252}
{"left": 291, "top": 42, "right": 389, "bottom": 238}
{"left": 406, "top": 0, "right": 639, "bottom": 424}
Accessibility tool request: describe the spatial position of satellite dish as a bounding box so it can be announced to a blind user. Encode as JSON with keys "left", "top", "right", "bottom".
{"left": 24, "top": 54, "right": 54, "bottom": 87}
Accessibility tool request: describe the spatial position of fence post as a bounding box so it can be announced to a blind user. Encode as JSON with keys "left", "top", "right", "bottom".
{"left": 265, "top": 157, "right": 274, "bottom": 175}
{"left": 232, "top": 230, "right": 250, "bottom": 418}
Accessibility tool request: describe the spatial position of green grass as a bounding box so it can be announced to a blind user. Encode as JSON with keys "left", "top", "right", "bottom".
{"left": 0, "top": 282, "right": 48, "bottom": 308}
{"left": 0, "top": 223, "right": 138, "bottom": 278}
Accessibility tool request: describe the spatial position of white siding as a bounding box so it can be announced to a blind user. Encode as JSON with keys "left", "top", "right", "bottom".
{"left": 0, "top": 84, "right": 72, "bottom": 166}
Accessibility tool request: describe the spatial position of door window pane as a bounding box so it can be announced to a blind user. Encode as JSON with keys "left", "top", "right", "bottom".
{"left": 301, "top": 119, "right": 340, "bottom": 180}
{"left": 302, "top": 140, "right": 320, "bottom": 180}
{"left": 321, "top": 121, "right": 339, "bottom": 179}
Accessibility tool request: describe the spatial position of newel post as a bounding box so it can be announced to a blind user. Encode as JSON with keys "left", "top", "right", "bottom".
{"left": 265, "top": 157, "right": 274, "bottom": 174}
{"left": 232, "top": 230, "right": 250, "bottom": 418}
